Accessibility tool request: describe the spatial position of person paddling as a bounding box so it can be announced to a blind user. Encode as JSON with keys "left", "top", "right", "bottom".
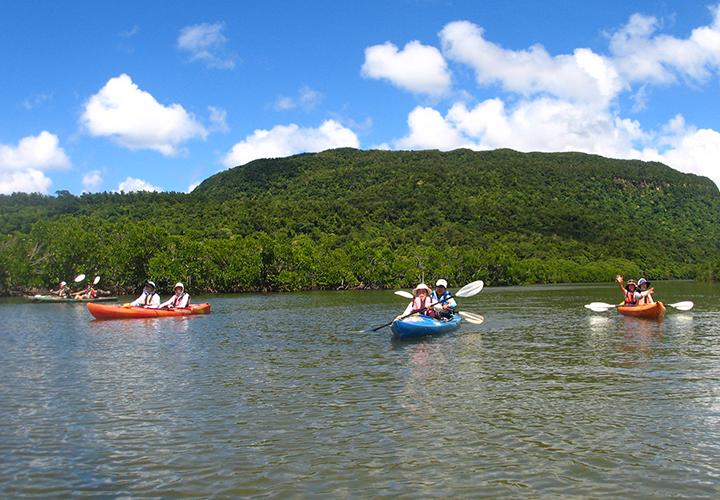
{"left": 74, "top": 284, "right": 96, "bottom": 300}
{"left": 431, "top": 279, "right": 457, "bottom": 319}
{"left": 398, "top": 283, "right": 435, "bottom": 318}
{"left": 53, "top": 281, "right": 71, "bottom": 298}
{"left": 637, "top": 278, "right": 655, "bottom": 304}
{"left": 158, "top": 282, "right": 190, "bottom": 309}
{"left": 616, "top": 275, "right": 639, "bottom": 305}
{"left": 129, "top": 281, "right": 161, "bottom": 308}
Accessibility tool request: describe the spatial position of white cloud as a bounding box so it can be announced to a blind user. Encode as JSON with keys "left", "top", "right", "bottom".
{"left": 178, "top": 22, "right": 236, "bottom": 69}
{"left": 361, "top": 40, "right": 452, "bottom": 97}
{"left": 608, "top": 8, "right": 720, "bottom": 84}
{"left": 440, "top": 21, "right": 625, "bottom": 104}
{"left": 0, "top": 170, "right": 53, "bottom": 195}
{"left": 636, "top": 116, "right": 720, "bottom": 187}
{"left": 0, "top": 131, "right": 71, "bottom": 194}
{"left": 393, "top": 106, "right": 472, "bottom": 150}
{"left": 372, "top": 6, "right": 720, "bottom": 189}
{"left": 273, "top": 86, "right": 323, "bottom": 112}
{"left": 208, "top": 106, "right": 230, "bottom": 133}
{"left": 0, "top": 132, "right": 71, "bottom": 171}
{"left": 273, "top": 96, "right": 296, "bottom": 111}
{"left": 222, "top": 119, "right": 360, "bottom": 168}
{"left": 82, "top": 169, "right": 104, "bottom": 193}
{"left": 80, "top": 74, "right": 208, "bottom": 156}
{"left": 22, "top": 93, "right": 52, "bottom": 110}
{"left": 115, "top": 177, "right": 163, "bottom": 193}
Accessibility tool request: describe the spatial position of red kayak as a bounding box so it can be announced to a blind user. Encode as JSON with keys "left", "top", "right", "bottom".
{"left": 87, "top": 302, "right": 211, "bottom": 319}
{"left": 617, "top": 301, "right": 666, "bottom": 319}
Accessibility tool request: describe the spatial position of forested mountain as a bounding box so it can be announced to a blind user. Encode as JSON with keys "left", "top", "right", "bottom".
{"left": 2, "top": 148, "right": 720, "bottom": 295}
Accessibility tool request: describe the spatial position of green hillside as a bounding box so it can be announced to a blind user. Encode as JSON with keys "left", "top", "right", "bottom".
{"left": 1, "top": 148, "right": 720, "bottom": 295}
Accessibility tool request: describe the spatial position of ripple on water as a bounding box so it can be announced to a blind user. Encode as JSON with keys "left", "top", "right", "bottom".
{"left": 2, "top": 286, "right": 720, "bottom": 498}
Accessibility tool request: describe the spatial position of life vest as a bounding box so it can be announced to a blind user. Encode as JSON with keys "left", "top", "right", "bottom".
{"left": 433, "top": 290, "right": 454, "bottom": 306}
{"left": 143, "top": 292, "right": 156, "bottom": 305}
{"left": 171, "top": 292, "right": 189, "bottom": 307}
{"left": 412, "top": 296, "right": 435, "bottom": 317}
{"left": 623, "top": 288, "right": 638, "bottom": 305}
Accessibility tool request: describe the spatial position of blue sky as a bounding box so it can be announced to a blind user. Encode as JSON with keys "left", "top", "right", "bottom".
{"left": 3, "top": 0, "right": 720, "bottom": 195}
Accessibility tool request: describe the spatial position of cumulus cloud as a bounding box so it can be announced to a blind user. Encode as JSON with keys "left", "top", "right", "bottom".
{"left": 361, "top": 40, "right": 452, "bottom": 97}
{"left": 115, "top": 177, "right": 163, "bottom": 193}
{"left": 608, "top": 9, "right": 720, "bottom": 84}
{"left": 80, "top": 74, "right": 208, "bottom": 156}
{"left": 82, "top": 169, "right": 104, "bottom": 193}
{"left": 369, "top": 6, "right": 720, "bottom": 188}
{"left": 222, "top": 119, "right": 360, "bottom": 168}
{"left": 178, "top": 22, "right": 236, "bottom": 69}
{"left": 0, "top": 131, "right": 71, "bottom": 194}
{"left": 440, "top": 21, "right": 625, "bottom": 104}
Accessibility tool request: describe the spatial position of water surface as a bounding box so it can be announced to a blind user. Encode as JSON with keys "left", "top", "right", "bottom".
{"left": 1, "top": 282, "right": 719, "bottom": 498}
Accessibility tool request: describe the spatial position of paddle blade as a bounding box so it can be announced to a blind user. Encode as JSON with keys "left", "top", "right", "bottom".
{"left": 74, "top": 274, "right": 86, "bottom": 282}
{"left": 459, "top": 311, "right": 484, "bottom": 324}
{"left": 585, "top": 302, "right": 616, "bottom": 309}
{"left": 456, "top": 280, "right": 484, "bottom": 298}
{"left": 584, "top": 304, "right": 613, "bottom": 312}
{"left": 669, "top": 301, "right": 694, "bottom": 311}
{"left": 93, "top": 276, "right": 101, "bottom": 285}
{"left": 394, "top": 290, "right": 414, "bottom": 299}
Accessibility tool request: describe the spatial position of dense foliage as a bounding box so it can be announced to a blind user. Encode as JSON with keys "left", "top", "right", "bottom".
{"left": 2, "top": 148, "right": 720, "bottom": 296}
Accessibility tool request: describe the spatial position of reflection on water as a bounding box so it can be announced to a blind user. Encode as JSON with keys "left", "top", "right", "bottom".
{"left": 1, "top": 283, "right": 720, "bottom": 499}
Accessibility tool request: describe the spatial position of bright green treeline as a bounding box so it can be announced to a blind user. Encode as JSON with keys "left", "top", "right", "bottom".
{"left": 1, "top": 148, "right": 719, "bottom": 295}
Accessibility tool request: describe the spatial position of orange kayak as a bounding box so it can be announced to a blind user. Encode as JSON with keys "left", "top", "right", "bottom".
{"left": 87, "top": 302, "right": 211, "bottom": 319}
{"left": 617, "top": 301, "right": 666, "bottom": 319}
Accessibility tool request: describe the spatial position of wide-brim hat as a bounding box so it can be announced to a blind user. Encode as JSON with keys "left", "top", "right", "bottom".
{"left": 626, "top": 279, "right": 637, "bottom": 288}
{"left": 174, "top": 282, "right": 184, "bottom": 291}
{"left": 412, "top": 283, "right": 432, "bottom": 296}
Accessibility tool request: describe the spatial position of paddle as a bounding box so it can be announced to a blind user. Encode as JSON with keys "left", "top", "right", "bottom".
{"left": 459, "top": 311, "right": 484, "bottom": 324}
{"left": 74, "top": 274, "right": 86, "bottom": 283}
{"left": 370, "top": 280, "right": 484, "bottom": 331}
{"left": 93, "top": 276, "right": 101, "bottom": 285}
{"left": 584, "top": 301, "right": 694, "bottom": 312}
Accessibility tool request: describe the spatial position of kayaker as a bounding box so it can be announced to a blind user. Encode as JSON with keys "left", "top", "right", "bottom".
{"left": 158, "top": 282, "right": 190, "bottom": 309}
{"left": 129, "top": 281, "right": 161, "bottom": 308}
{"left": 52, "top": 281, "right": 71, "bottom": 298}
{"left": 74, "top": 284, "right": 96, "bottom": 300}
{"left": 637, "top": 278, "right": 655, "bottom": 304}
{"left": 616, "top": 275, "right": 639, "bottom": 305}
{"left": 431, "top": 279, "right": 457, "bottom": 319}
{"left": 399, "top": 283, "right": 435, "bottom": 318}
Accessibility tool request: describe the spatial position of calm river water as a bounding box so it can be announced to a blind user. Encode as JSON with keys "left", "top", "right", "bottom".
{"left": 2, "top": 281, "right": 720, "bottom": 499}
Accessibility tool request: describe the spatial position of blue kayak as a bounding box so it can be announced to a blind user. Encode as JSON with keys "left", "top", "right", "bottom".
{"left": 391, "top": 314, "right": 462, "bottom": 339}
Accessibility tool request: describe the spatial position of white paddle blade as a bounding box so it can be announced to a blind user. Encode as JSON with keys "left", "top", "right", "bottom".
{"left": 585, "top": 302, "right": 616, "bottom": 309}
{"left": 394, "top": 290, "right": 414, "bottom": 299}
{"left": 459, "top": 311, "right": 484, "bottom": 324}
{"left": 456, "top": 280, "right": 484, "bottom": 298}
{"left": 93, "top": 276, "right": 101, "bottom": 285}
{"left": 669, "top": 301, "right": 694, "bottom": 311}
{"left": 74, "top": 274, "right": 86, "bottom": 282}
{"left": 585, "top": 304, "right": 613, "bottom": 312}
